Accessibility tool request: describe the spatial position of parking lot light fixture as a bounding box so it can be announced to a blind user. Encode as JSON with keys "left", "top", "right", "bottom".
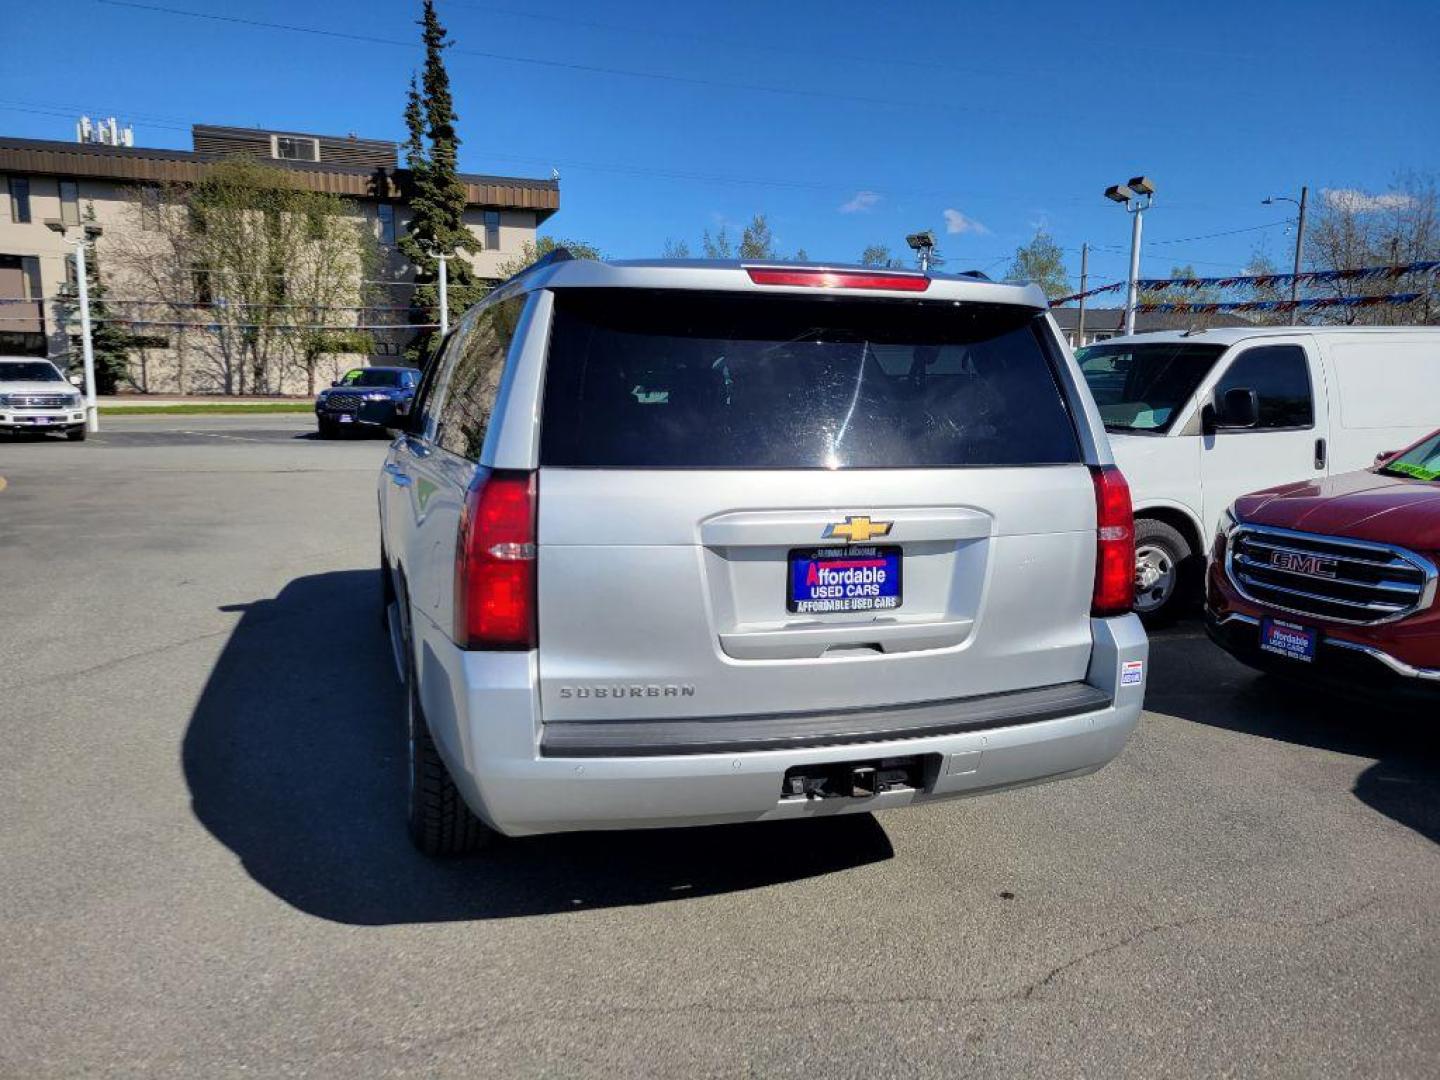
{"left": 45, "top": 220, "right": 100, "bottom": 433}
{"left": 1105, "top": 177, "right": 1155, "bottom": 335}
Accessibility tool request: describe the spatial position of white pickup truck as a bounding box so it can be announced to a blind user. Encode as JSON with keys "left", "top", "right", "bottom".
{"left": 0, "top": 357, "right": 87, "bottom": 441}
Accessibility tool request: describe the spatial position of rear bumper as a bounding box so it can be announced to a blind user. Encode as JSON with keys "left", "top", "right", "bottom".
{"left": 418, "top": 613, "right": 1147, "bottom": 837}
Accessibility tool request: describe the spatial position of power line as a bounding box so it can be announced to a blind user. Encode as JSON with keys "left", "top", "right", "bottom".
{"left": 96, "top": 0, "right": 1057, "bottom": 122}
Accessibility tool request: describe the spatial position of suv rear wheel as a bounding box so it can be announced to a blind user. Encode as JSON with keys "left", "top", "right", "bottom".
{"left": 397, "top": 587, "right": 492, "bottom": 856}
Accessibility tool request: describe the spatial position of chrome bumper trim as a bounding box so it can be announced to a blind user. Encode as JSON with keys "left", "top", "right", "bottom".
{"left": 1325, "top": 638, "right": 1440, "bottom": 683}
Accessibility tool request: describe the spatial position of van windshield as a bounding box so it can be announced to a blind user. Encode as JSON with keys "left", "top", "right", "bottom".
{"left": 1076, "top": 342, "right": 1226, "bottom": 433}
{"left": 540, "top": 289, "right": 1081, "bottom": 469}
{"left": 1379, "top": 431, "right": 1440, "bottom": 482}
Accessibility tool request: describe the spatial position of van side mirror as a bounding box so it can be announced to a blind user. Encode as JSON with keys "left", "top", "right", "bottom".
{"left": 68, "top": 374, "right": 83, "bottom": 386}
{"left": 330, "top": 380, "right": 339, "bottom": 387}
{"left": 1217, "top": 387, "right": 1260, "bottom": 429}
{"left": 1375, "top": 449, "right": 1396, "bottom": 466}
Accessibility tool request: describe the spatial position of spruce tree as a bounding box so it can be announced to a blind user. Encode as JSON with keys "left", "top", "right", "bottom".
{"left": 56, "top": 203, "right": 133, "bottom": 394}
{"left": 400, "top": 1, "right": 484, "bottom": 359}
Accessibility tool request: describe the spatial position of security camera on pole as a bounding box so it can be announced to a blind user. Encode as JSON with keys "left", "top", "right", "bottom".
{"left": 1104, "top": 176, "right": 1155, "bottom": 336}
{"left": 45, "top": 217, "right": 102, "bottom": 433}
{"left": 905, "top": 231, "right": 937, "bottom": 273}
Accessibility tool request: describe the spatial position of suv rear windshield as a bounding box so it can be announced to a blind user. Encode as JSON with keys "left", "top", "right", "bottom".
{"left": 1076, "top": 341, "right": 1226, "bottom": 433}
{"left": 540, "top": 289, "right": 1080, "bottom": 469}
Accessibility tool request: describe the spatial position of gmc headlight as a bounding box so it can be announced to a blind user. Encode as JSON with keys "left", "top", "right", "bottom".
{"left": 364, "top": 392, "right": 392, "bottom": 401}
{"left": 1219, "top": 504, "right": 1241, "bottom": 538}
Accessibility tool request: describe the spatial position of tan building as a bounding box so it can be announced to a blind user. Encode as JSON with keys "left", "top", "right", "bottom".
{"left": 0, "top": 124, "right": 559, "bottom": 392}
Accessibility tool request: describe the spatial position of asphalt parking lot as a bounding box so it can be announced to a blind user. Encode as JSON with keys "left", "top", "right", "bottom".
{"left": 2, "top": 414, "right": 1438, "bottom": 1078}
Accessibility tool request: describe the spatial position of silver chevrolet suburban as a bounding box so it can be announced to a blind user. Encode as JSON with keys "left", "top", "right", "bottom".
{"left": 378, "top": 255, "right": 1147, "bottom": 855}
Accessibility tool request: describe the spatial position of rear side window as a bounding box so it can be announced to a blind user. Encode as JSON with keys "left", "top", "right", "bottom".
{"left": 540, "top": 289, "right": 1080, "bottom": 469}
{"left": 432, "top": 296, "right": 526, "bottom": 461}
{"left": 1214, "top": 345, "right": 1313, "bottom": 429}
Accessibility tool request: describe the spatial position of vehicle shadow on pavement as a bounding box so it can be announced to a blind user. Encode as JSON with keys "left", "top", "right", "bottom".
{"left": 1147, "top": 628, "right": 1440, "bottom": 845}
{"left": 182, "top": 570, "right": 893, "bottom": 925}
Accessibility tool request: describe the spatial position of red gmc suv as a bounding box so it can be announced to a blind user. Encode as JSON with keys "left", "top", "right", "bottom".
{"left": 1206, "top": 427, "right": 1440, "bottom": 701}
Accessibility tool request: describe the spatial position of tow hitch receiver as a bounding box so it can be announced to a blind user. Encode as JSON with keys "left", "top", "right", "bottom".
{"left": 782, "top": 755, "right": 935, "bottom": 799}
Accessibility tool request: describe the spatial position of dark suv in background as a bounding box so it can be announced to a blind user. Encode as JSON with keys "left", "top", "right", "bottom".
{"left": 315, "top": 366, "right": 420, "bottom": 438}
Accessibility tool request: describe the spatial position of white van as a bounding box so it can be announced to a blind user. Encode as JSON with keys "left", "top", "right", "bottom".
{"left": 1076, "top": 326, "right": 1440, "bottom": 622}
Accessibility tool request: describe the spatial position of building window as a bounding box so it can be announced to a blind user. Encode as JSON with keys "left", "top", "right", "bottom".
{"left": 272, "top": 135, "right": 319, "bottom": 162}
{"left": 192, "top": 268, "right": 213, "bottom": 306}
{"left": 22, "top": 255, "right": 40, "bottom": 299}
{"left": 8, "top": 176, "right": 31, "bottom": 223}
{"left": 378, "top": 203, "right": 396, "bottom": 246}
{"left": 60, "top": 180, "right": 80, "bottom": 226}
{"left": 484, "top": 210, "right": 500, "bottom": 250}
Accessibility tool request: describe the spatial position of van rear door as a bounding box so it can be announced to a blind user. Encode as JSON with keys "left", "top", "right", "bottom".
{"left": 534, "top": 286, "right": 1100, "bottom": 725}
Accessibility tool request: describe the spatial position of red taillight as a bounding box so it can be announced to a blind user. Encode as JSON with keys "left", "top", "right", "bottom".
{"left": 745, "top": 266, "right": 931, "bottom": 292}
{"left": 455, "top": 470, "right": 537, "bottom": 650}
{"left": 1090, "top": 465, "right": 1135, "bottom": 618}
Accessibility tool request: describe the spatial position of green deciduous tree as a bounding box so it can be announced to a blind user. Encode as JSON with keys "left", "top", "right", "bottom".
{"left": 1005, "top": 229, "right": 1070, "bottom": 299}
{"left": 859, "top": 244, "right": 893, "bottom": 268}
{"left": 495, "top": 236, "right": 602, "bottom": 278}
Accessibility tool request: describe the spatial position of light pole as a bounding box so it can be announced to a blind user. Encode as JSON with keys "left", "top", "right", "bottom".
{"left": 436, "top": 252, "right": 449, "bottom": 333}
{"left": 1104, "top": 176, "right": 1155, "bottom": 336}
{"left": 1262, "top": 185, "right": 1308, "bottom": 304}
{"left": 45, "top": 218, "right": 102, "bottom": 433}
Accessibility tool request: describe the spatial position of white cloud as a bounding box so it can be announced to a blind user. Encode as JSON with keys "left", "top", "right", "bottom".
{"left": 839, "top": 190, "right": 882, "bottom": 214}
{"left": 1322, "top": 188, "right": 1416, "bottom": 214}
{"left": 943, "top": 208, "right": 989, "bottom": 235}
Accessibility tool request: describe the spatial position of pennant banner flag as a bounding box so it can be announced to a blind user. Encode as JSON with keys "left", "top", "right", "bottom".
{"left": 1050, "top": 259, "right": 1440, "bottom": 307}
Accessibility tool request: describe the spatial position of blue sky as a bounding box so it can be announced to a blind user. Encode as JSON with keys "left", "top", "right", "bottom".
{"left": 3, "top": 0, "right": 1437, "bottom": 291}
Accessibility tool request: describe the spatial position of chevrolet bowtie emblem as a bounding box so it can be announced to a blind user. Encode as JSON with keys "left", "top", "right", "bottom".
{"left": 822, "top": 515, "right": 894, "bottom": 543}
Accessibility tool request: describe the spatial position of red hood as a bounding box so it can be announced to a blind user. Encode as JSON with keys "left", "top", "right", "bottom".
{"left": 1235, "top": 469, "right": 1440, "bottom": 551}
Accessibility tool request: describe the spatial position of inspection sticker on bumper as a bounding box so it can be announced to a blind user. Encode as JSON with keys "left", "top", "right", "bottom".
{"left": 1121, "top": 660, "right": 1144, "bottom": 686}
{"left": 788, "top": 545, "right": 901, "bottom": 614}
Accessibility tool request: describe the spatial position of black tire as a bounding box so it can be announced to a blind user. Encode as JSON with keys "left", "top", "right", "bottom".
{"left": 317, "top": 418, "right": 335, "bottom": 439}
{"left": 397, "top": 587, "right": 492, "bottom": 856}
{"left": 1133, "top": 518, "right": 1194, "bottom": 627}
{"left": 66, "top": 426, "right": 87, "bottom": 442}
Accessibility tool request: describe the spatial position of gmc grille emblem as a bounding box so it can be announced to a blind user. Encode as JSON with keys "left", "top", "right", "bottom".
{"left": 1269, "top": 551, "right": 1339, "bottom": 578}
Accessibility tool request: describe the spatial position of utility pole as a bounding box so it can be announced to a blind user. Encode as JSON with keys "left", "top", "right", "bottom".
{"left": 1076, "top": 242, "right": 1089, "bottom": 348}
{"left": 436, "top": 253, "right": 449, "bottom": 333}
{"left": 1263, "top": 187, "right": 1309, "bottom": 307}
{"left": 1290, "top": 185, "right": 1308, "bottom": 304}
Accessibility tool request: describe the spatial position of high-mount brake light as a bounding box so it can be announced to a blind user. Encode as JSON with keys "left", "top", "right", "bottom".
{"left": 454, "top": 470, "right": 537, "bottom": 650}
{"left": 745, "top": 267, "right": 931, "bottom": 292}
{"left": 1089, "top": 465, "right": 1135, "bottom": 618}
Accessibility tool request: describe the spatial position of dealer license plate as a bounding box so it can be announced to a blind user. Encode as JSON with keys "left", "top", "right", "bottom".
{"left": 338, "top": 414, "right": 354, "bottom": 423}
{"left": 788, "top": 545, "right": 902, "bottom": 614}
{"left": 1259, "top": 617, "right": 1317, "bottom": 663}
